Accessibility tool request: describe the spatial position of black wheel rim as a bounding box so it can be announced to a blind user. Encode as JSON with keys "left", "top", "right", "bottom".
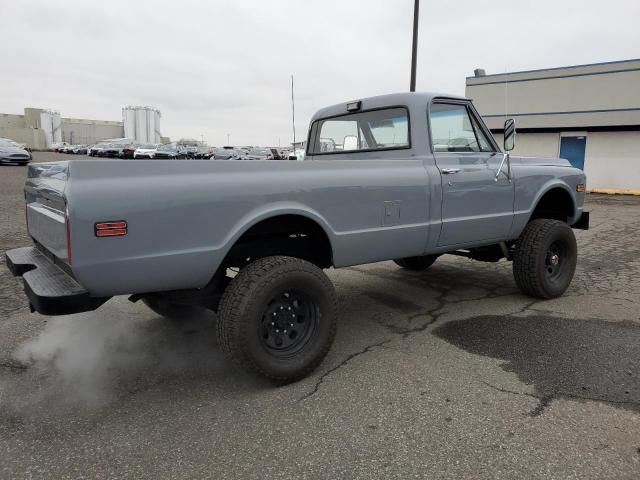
{"left": 544, "top": 241, "right": 566, "bottom": 281}
{"left": 260, "top": 291, "right": 319, "bottom": 358}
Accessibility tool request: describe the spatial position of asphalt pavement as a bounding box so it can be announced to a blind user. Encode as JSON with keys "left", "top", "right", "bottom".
{"left": 1, "top": 153, "right": 639, "bottom": 479}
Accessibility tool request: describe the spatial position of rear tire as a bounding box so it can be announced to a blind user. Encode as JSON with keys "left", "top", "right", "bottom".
{"left": 394, "top": 255, "right": 438, "bottom": 271}
{"left": 143, "top": 297, "right": 207, "bottom": 320}
{"left": 217, "top": 256, "right": 337, "bottom": 382}
{"left": 513, "top": 219, "right": 577, "bottom": 299}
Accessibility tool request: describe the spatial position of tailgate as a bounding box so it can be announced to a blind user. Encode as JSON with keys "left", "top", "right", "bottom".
{"left": 24, "top": 162, "right": 70, "bottom": 264}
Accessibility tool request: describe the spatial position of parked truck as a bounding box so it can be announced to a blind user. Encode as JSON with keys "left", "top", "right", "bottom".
{"left": 6, "top": 92, "right": 589, "bottom": 382}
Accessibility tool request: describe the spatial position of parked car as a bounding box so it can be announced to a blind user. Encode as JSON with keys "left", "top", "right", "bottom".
{"left": 0, "top": 138, "right": 29, "bottom": 151}
{"left": 183, "top": 146, "right": 199, "bottom": 158}
{"left": 133, "top": 144, "right": 158, "bottom": 159}
{"left": 50, "top": 142, "right": 69, "bottom": 152}
{"left": 72, "top": 145, "right": 89, "bottom": 155}
{"left": 246, "top": 148, "right": 273, "bottom": 160}
{"left": 89, "top": 144, "right": 107, "bottom": 156}
{"left": 5, "top": 92, "right": 589, "bottom": 383}
{"left": 121, "top": 144, "right": 139, "bottom": 159}
{"left": 154, "top": 143, "right": 188, "bottom": 159}
{"left": 0, "top": 139, "right": 31, "bottom": 165}
{"left": 102, "top": 144, "right": 124, "bottom": 158}
{"left": 288, "top": 148, "right": 306, "bottom": 161}
{"left": 212, "top": 148, "right": 247, "bottom": 160}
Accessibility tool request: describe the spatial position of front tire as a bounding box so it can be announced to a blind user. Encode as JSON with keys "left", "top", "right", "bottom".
{"left": 394, "top": 255, "right": 438, "bottom": 271}
{"left": 513, "top": 219, "right": 577, "bottom": 299}
{"left": 217, "top": 256, "right": 337, "bottom": 382}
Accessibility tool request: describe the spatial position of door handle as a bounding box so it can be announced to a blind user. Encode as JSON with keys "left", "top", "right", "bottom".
{"left": 441, "top": 168, "right": 460, "bottom": 174}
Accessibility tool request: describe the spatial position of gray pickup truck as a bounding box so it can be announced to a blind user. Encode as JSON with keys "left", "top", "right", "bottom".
{"left": 6, "top": 92, "right": 588, "bottom": 382}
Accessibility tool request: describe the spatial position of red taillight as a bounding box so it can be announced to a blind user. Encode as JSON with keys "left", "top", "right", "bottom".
{"left": 95, "top": 221, "right": 127, "bottom": 237}
{"left": 65, "top": 208, "right": 72, "bottom": 265}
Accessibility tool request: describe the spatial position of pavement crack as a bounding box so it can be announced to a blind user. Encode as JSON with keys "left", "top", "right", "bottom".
{"left": 298, "top": 338, "right": 393, "bottom": 402}
{"left": 0, "top": 359, "right": 28, "bottom": 373}
{"left": 481, "top": 380, "right": 553, "bottom": 416}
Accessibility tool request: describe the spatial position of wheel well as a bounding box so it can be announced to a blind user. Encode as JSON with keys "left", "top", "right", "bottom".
{"left": 530, "top": 188, "right": 575, "bottom": 223}
{"left": 222, "top": 215, "right": 333, "bottom": 269}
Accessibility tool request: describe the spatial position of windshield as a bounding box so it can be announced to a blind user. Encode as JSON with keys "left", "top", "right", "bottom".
{"left": 158, "top": 144, "right": 176, "bottom": 151}
{"left": 140, "top": 144, "right": 156, "bottom": 149}
{"left": 249, "top": 149, "right": 269, "bottom": 156}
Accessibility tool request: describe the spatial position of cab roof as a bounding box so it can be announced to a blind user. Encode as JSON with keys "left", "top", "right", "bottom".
{"left": 310, "top": 92, "right": 469, "bottom": 122}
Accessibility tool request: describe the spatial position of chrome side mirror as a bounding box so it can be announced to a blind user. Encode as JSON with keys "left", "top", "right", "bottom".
{"left": 503, "top": 118, "right": 516, "bottom": 152}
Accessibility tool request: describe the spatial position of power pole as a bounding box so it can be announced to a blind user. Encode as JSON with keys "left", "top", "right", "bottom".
{"left": 410, "top": 0, "right": 420, "bottom": 92}
{"left": 291, "top": 75, "right": 296, "bottom": 149}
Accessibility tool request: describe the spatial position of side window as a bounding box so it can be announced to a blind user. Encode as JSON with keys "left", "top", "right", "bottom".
{"left": 309, "top": 107, "right": 409, "bottom": 154}
{"left": 430, "top": 103, "right": 493, "bottom": 153}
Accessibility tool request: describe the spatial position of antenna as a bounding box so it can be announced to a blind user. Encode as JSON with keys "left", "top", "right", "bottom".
{"left": 291, "top": 75, "right": 296, "bottom": 149}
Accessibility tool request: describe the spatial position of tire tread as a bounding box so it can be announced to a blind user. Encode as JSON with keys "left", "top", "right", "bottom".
{"left": 217, "top": 256, "right": 337, "bottom": 382}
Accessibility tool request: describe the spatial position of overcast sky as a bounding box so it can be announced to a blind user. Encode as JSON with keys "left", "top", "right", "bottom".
{"left": 2, "top": 0, "right": 638, "bottom": 146}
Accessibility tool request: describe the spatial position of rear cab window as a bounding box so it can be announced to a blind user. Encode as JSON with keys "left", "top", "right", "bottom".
{"left": 308, "top": 107, "right": 410, "bottom": 155}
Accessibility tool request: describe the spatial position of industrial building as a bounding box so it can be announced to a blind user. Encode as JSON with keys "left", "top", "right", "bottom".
{"left": 0, "top": 105, "right": 163, "bottom": 149}
{"left": 467, "top": 58, "right": 640, "bottom": 193}
{"left": 0, "top": 108, "right": 124, "bottom": 149}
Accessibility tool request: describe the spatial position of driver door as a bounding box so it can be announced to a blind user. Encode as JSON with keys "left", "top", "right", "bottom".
{"left": 429, "top": 101, "right": 514, "bottom": 246}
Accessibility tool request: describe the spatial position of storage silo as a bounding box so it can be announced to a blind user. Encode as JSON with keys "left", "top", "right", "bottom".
{"left": 153, "top": 110, "right": 161, "bottom": 144}
{"left": 123, "top": 107, "right": 137, "bottom": 141}
{"left": 135, "top": 109, "right": 147, "bottom": 144}
{"left": 146, "top": 109, "right": 155, "bottom": 145}
{"left": 39, "top": 110, "right": 62, "bottom": 147}
{"left": 52, "top": 112, "right": 62, "bottom": 144}
{"left": 122, "top": 106, "right": 162, "bottom": 144}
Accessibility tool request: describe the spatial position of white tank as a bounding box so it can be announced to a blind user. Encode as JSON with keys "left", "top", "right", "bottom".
{"left": 123, "top": 108, "right": 137, "bottom": 140}
{"left": 122, "top": 106, "right": 161, "bottom": 144}
{"left": 40, "top": 110, "right": 62, "bottom": 147}
{"left": 153, "top": 110, "right": 161, "bottom": 143}
{"left": 146, "top": 110, "right": 155, "bottom": 145}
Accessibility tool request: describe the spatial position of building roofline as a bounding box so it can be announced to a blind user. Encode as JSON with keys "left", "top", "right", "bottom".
{"left": 466, "top": 58, "right": 640, "bottom": 80}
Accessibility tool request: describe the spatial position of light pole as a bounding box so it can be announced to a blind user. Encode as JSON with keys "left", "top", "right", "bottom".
{"left": 291, "top": 75, "right": 296, "bottom": 149}
{"left": 227, "top": 133, "right": 230, "bottom": 145}
{"left": 410, "top": 0, "right": 420, "bottom": 92}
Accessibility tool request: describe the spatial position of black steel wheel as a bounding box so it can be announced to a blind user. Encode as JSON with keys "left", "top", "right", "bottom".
{"left": 217, "top": 256, "right": 337, "bottom": 382}
{"left": 513, "top": 218, "right": 577, "bottom": 299}
{"left": 394, "top": 255, "right": 438, "bottom": 271}
{"left": 260, "top": 291, "right": 320, "bottom": 358}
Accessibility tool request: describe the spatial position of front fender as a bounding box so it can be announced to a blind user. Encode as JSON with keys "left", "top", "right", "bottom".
{"left": 511, "top": 177, "right": 579, "bottom": 238}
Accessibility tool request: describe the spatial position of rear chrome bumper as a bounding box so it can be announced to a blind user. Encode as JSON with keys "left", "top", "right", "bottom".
{"left": 5, "top": 246, "right": 109, "bottom": 316}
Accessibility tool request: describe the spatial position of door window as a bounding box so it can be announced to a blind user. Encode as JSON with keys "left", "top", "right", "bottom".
{"left": 430, "top": 103, "right": 493, "bottom": 153}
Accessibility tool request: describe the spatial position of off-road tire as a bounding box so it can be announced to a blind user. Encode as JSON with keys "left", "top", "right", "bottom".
{"left": 513, "top": 218, "right": 577, "bottom": 299}
{"left": 142, "top": 297, "right": 207, "bottom": 321}
{"left": 217, "top": 256, "right": 337, "bottom": 382}
{"left": 394, "top": 255, "right": 438, "bottom": 271}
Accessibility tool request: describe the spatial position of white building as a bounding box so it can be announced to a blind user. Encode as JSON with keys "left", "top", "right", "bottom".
{"left": 466, "top": 59, "right": 640, "bottom": 194}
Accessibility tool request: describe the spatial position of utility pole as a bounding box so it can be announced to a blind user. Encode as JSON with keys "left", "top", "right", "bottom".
{"left": 410, "top": 0, "right": 420, "bottom": 92}
{"left": 291, "top": 75, "right": 296, "bottom": 149}
{"left": 227, "top": 133, "right": 230, "bottom": 145}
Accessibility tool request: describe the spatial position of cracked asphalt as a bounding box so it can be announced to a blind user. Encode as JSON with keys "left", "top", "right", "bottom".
{"left": 1, "top": 154, "right": 640, "bottom": 479}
